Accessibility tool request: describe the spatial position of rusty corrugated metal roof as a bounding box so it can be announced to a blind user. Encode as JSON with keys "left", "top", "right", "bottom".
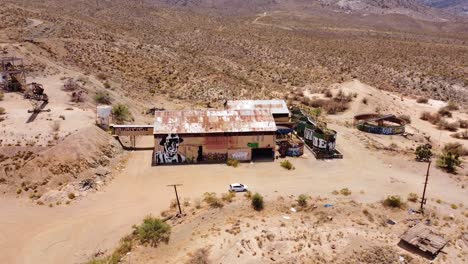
{"left": 153, "top": 109, "right": 277, "bottom": 134}
{"left": 226, "top": 100, "right": 289, "bottom": 115}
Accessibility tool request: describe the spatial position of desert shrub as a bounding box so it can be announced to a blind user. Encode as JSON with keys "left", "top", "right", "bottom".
{"left": 51, "top": 121, "right": 60, "bottom": 132}
{"left": 97, "top": 73, "right": 107, "bottom": 80}
{"left": 203, "top": 192, "right": 223, "bottom": 208}
{"left": 437, "top": 119, "right": 459, "bottom": 132}
{"left": 112, "top": 103, "right": 131, "bottom": 123}
{"left": 103, "top": 81, "right": 111, "bottom": 89}
{"left": 452, "top": 130, "right": 468, "bottom": 140}
{"left": 297, "top": 194, "right": 308, "bottom": 207}
{"left": 451, "top": 204, "right": 458, "bottom": 209}
{"left": 68, "top": 193, "right": 75, "bottom": 199}
{"left": 226, "top": 159, "right": 239, "bottom": 168}
{"left": 0, "top": 107, "right": 5, "bottom": 115}
{"left": 186, "top": 247, "right": 211, "bottom": 264}
{"left": 334, "top": 90, "right": 353, "bottom": 103}
{"left": 415, "top": 144, "right": 432, "bottom": 162}
{"left": 416, "top": 97, "right": 428, "bottom": 104}
{"left": 398, "top": 115, "right": 411, "bottom": 124}
{"left": 443, "top": 142, "right": 468, "bottom": 156}
{"left": 280, "top": 160, "right": 294, "bottom": 170}
{"left": 323, "top": 89, "right": 333, "bottom": 98}
{"left": 251, "top": 193, "right": 264, "bottom": 211}
{"left": 63, "top": 79, "right": 80, "bottom": 91}
{"left": 221, "top": 192, "right": 235, "bottom": 203}
{"left": 361, "top": 97, "right": 368, "bottom": 104}
{"left": 325, "top": 100, "right": 349, "bottom": 114}
{"left": 459, "top": 120, "right": 468, "bottom": 129}
{"left": 134, "top": 216, "right": 170, "bottom": 247}
{"left": 420, "top": 112, "right": 441, "bottom": 124}
{"left": 383, "top": 195, "right": 404, "bottom": 208}
{"left": 438, "top": 107, "right": 452, "bottom": 118}
{"left": 436, "top": 152, "right": 461, "bottom": 173}
{"left": 407, "top": 193, "right": 419, "bottom": 203}
{"left": 244, "top": 190, "right": 252, "bottom": 199}
{"left": 446, "top": 101, "right": 459, "bottom": 111}
{"left": 94, "top": 91, "right": 112, "bottom": 104}
{"left": 0, "top": 91, "right": 4, "bottom": 101}
{"left": 340, "top": 188, "right": 352, "bottom": 196}
{"left": 308, "top": 99, "right": 327, "bottom": 108}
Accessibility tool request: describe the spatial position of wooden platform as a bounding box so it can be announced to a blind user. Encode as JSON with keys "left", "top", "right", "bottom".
{"left": 400, "top": 223, "right": 447, "bottom": 256}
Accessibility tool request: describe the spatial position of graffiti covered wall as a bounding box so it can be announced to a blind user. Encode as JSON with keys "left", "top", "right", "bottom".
{"left": 154, "top": 133, "right": 275, "bottom": 165}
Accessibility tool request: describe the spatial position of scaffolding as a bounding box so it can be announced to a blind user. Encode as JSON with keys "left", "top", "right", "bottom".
{"left": 0, "top": 57, "right": 26, "bottom": 92}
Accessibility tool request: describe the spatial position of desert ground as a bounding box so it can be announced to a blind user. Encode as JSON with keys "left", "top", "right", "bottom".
{"left": 1, "top": 80, "right": 468, "bottom": 264}
{"left": 0, "top": 1, "right": 467, "bottom": 264}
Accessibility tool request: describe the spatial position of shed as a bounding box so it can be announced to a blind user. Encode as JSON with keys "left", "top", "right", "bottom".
{"left": 400, "top": 223, "right": 448, "bottom": 257}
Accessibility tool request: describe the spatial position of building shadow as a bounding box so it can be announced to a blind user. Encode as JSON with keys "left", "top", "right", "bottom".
{"left": 397, "top": 240, "right": 437, "bottom": 260}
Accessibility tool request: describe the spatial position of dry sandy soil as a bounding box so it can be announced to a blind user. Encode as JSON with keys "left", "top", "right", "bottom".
{"left": 0, "top": 84, "right": 467, "bottom": 263}
{"left": 0, "top": 1, "right": 467, "bottom": 264}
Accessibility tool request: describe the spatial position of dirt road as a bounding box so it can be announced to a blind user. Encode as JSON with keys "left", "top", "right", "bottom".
{"left": 1, "top": 127, "right": 466, "bottom": 264}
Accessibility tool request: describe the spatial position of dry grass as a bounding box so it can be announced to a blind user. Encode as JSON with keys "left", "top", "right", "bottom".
{"left": 420, "top": 111, "right": 441, "bottom": 124}
{"left": 416, "top": 97, "right": 429, "bottom": 104}
{"left": 185, "top": 247, "right": 211, "bottom": 264}
{"left": 451, "top": 130, "right": 468, "bottom": 140}
{"left": 437, "top": 119, "right": 459, "bottom": 132}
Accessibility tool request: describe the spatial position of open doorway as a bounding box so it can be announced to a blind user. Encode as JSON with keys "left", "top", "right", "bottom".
{"left": 252, "top": 148, "right": 274, "bottom": 161}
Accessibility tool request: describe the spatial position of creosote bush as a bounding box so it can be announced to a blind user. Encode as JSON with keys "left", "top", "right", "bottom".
{"left": 251, "top": 193, "right": 264, "bottom": 211}
{"left": 340, "top": 188, "right": 352, "bottom": 196}
{"left": 0, "top": 91, "right": 4, "bottom": 101}
{"left": 383, "top": 195, "right": 404, "bottom": 208}
{"left": 420, "top": 111, "right": 441, "bottom": 124}
{"left": 416, "top": 97, "right": 428, "bottom": 104}
{"left": 280, "top": 160, "right": 294, "bottom": 170}
{"left": 68, "top": 193, "right": 75, "bottom": 199}
{"left": 203, "top": 192, "right": 223, "bottom": 208}
{"left": 133, "top": 216, "right": 171, "bottom": 247}
{"left": 415, "top": 144, "right": 432, "bottom": 162}
{"left": 407, "top": 193, "right": 419, "bottom": 203}
{"left": 112, "top": 103, "right": 132, "bottom": 124}
{"left": 94, "top": 91, "right": 112, "bottom": 104}
{"left": 221, "top": 192, "right": 235, "bottom": 203}
{"left": 297, "top": 194, "right": 308, "bottom": 207}
{"left": 226, "top": 158, "right": 239, "bottom": 168}
{"left": 0, "top": 107, "right": 5, "bottom": 115}
{"left": 437, "top": 152, "right": 461, "bottom": 173}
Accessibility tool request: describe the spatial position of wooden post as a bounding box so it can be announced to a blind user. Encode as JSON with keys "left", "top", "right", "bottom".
{"left": 167, "top": 184, "right": 183, "bottom": 215}
{"left": 420, "top": 160, "right": 431, "bottom": 213}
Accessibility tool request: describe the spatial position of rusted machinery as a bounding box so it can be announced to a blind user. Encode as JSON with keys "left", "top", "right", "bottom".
{"left": 0, "top": 57, "right": 26, "bottom": 92}
{"left": 24, "top": 82, "right": 50, "bottom": 113}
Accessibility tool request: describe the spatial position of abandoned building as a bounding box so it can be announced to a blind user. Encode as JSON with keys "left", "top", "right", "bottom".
{"left": 400, "top": 223, "right": 448, "bottom": 258}
{"left": 152, "top": 109, "right": 277, "bottom": 165}
{"left": 225, "top": 99, "right": 290, "bottom": 124}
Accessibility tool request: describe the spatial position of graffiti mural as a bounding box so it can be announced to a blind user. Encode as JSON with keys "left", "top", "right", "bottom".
{"left": 231, "top": 151, "right": 249, "bottom": 160}
{"left": 155, "top": 134, "right": 186, "bottom": 164}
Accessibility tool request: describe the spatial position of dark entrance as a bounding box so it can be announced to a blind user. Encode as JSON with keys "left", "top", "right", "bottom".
{"left": 252, "top": 148, "right": 274, "bottom": 161}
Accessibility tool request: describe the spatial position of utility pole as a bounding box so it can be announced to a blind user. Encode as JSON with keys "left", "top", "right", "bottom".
{"left": 420, "top": 160, "right": 431, "bottom": 213}
{"left": 167, "top": 184, "right": 183, "bottom": 215}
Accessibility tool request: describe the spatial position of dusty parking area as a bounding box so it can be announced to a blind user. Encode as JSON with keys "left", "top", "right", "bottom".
{"left": 0, "top": 135, "right": 466, "bottom": 264}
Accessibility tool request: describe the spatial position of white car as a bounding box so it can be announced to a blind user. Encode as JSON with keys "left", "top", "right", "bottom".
{"left": 229, "top": 183, "right": 248, "bottom": 192}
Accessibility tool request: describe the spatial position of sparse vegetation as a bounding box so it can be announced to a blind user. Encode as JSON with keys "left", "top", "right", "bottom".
{"left": 51, "top": 121, "right": 60, "bottom": 132}
{"left": 0, "top": 107, "right": 5, "bottom": 115}
{"left": 437, "top": 119, "right": 459, "bottom": 132}
{"left": 94, "top": 91, "right": 112, "bottom": 105}
{"left": 452, "top": 130, "right": 468, "bottom": 140}
{"left": 112, "top": 103, "right": 132, "bottom": 124}
{"left": 415, "top": 144, "right": 432, "bottom": 162}
{"left": 251, "top": 193, "right": 264, "bottom": 211}
{"left": 297, "top": 194, "right": 308, "bottom": 207}
{"left": 221, "top": 192, "right": 235, "bottom": 203}
{"left": 63, "top": 78, "right": 81, "bottom": 91}
{"left": 420, "top": 111, "right": 441, "bottom": 124}
{"left": 280, "top": 160, "right": 294, "bottom": 170}
{"left": 340, "top": 188, "right": 352, "bottom": 196}
{"left": 437, "top": 152, "right": 461, "bottom": 173}
{"left": 443, "top": 142, "right": 468, "bottom": 157}
{"left": 383, "top": 195, "right": 404, "bottom": 208}
{"left": 226, "top": 159, "right": 239, "bottom": 168}
{"left": 134, "top": 216, "right": 171, "bottom": 247}
{"left": 68, "top": 193, "right": 75, "bottom": 199}
{"left": 416, "top": 97, "right": 428, "bottom": 104}
{"left": 203, "top": 192, "right": 223, "bottom": 208}
{"left": 186, "top": 247, "right": 211, "bottom": 264}
{"left": 407, "top": 193, "right": 418, "bottom": 203}
{"left": 0, "top": 91, "right": 4, "bottom": 101}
